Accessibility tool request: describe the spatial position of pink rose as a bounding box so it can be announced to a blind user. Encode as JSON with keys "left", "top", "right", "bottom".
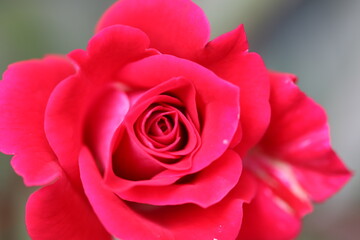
{"left": 0, "top": 0, "right": 351, "bottom": 239}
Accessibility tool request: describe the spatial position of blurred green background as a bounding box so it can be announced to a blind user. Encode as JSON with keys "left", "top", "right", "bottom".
{"left": 0, "top": 0, "right": 359, "bottom": 239}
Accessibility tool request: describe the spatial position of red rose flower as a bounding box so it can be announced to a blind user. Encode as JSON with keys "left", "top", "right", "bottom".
{"left": 0, "top": 0, "right": 351, "bottom": 239}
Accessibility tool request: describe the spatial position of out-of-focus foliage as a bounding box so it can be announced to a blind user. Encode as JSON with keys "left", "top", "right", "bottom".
{"left": 1, "top": 0, "right": 359, "bottom": 239}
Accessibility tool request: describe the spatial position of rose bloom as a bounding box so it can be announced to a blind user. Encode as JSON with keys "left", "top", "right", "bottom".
{"left": 0, "top": 0, "right": 351, "bottom": 239}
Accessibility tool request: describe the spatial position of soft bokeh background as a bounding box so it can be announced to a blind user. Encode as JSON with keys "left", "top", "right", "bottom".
{"left": 0, "top": 0, "right": 359, "bottom": 239}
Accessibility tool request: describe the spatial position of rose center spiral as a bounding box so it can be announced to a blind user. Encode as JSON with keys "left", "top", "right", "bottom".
{"left": 148, "top": 114, "right": 174, "bottom": 136}
{"left": 135, "top": 103, "right": 190, "bottom": 155}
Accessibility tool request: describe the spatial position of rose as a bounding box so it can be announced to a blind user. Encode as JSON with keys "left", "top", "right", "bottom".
{"left": 0, "top": 0, "right": 266, "bottom": 238}
{"left": 0, "top": 0, "right": 351, "bottom": 240}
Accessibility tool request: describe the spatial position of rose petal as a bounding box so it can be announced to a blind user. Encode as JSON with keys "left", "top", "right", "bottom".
{"left": 84, "top": 84, "right": 130, "bottom": 173}
{"left": 120, "top": 55, "right": 240, "bottom": 175}
{"left": 292, "top": 155, "right": 352, "bottom": 202}
{"left": 112, "top": 129, "right": 166, "bottom": 180}
{"left": 197, "top": 25, "right": 270, "bottom": 155}
{"left": 80, "top": 147, "right": 174, "bottom": 239}
{"left": 238, "top": 182, "right": 301, "bottom": 240}
{"left": 232, "top": 169, "right": 258, "bottom": 204}
{"left": 260, "top": 72, "right": 352, "bottom": 201}
{"left": 196, "top": 25, "right": 249, "bottom": 64}
{"left": 69, "top": 25, "right": 152, "bottom": 84}
{"left": 0, "top": 55, "right": 74, "bottom": 186}
{"left": 245, "top": 153, "right": 313, "bottom": 217}
{"left": 80, "top": 146, "right": 245, "bottom": 240}
{"left": 26, "top": 177, "right": 110, "bottom": 240}
{"left": 45, "top": 25, "right": 151, "bottom": 186}
{"left": 115, "top": 150, "right": 242, "bottom": 208}
{"left": 96, "top": 0, "right": 210, "bottom": 59}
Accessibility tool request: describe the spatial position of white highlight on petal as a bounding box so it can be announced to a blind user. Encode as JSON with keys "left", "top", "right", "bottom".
{"left": 271, "top": 160, "right": 309, "bottom": 201}
{"left": 222, "top": 139, "right": 229, "bottom": 145}
{"left": 274, "top": 195, "right": 294, "bottom": 214}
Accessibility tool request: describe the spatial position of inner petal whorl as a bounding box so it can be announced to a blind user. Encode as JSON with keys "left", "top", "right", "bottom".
{"left": 132, "top": 95, "right": 200, "bottom": 165}
{"left": 136, "top": 104, "right": 185, "bottom": 152}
